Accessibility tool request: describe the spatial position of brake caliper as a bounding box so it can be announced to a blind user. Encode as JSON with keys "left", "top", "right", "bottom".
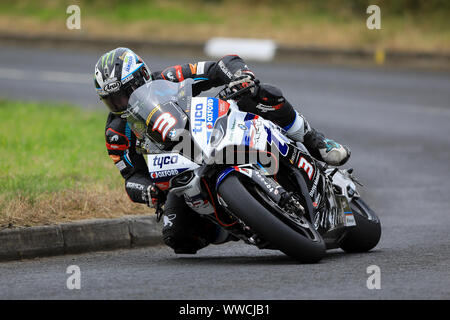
{"left": 279, "top": 192, "right": 305, "bottom": 216}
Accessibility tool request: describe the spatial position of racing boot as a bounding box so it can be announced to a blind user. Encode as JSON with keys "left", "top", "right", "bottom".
{"left": 286, "top": 111, "right": 350, "bottom": 166}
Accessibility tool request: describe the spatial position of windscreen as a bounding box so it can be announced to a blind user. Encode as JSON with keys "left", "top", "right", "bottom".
{"left": 126, "top": 79, "right": 193, "bottom": 148}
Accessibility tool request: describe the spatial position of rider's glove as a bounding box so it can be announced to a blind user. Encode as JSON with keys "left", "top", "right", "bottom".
{"left": 142, "top": 184, "right": 166, "bottom": 209}
{"left": 228, "top": 70, "right": 258, "bottom": 97}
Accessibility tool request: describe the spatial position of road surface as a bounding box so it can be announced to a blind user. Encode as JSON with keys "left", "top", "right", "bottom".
{"left": 0, "top": 45, "right": 449, "bottom": 299}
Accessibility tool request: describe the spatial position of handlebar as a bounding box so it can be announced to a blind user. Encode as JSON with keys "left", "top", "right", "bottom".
{"left": 217, "top": 79, "right": 260, "bottom": 101}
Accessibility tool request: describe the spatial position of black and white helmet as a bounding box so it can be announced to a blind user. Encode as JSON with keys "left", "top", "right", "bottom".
{"left": 94, "top": 47, "right": 151, "bottom": 115}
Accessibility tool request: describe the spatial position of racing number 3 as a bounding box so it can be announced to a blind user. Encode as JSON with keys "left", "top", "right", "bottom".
{"left": 153, "top": 112, "right": 177, "bottom": 141}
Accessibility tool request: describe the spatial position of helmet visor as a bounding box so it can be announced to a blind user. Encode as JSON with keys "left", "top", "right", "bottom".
{"left": 101, "top": 91, "right": 130, "bottom": 114}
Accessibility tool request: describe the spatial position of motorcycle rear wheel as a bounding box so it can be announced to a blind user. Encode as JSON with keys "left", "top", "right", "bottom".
{"left": 339, "top": 198, "right": 381, "bottom": 253}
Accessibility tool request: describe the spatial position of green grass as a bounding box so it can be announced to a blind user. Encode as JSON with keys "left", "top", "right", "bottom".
{"left": 0, "top": 0, "right": 447, "bottom": 26}
{"left": 0, "top": 100, "right": 120, "bottom": 202}
{"left": 0, "top": 0, "right": 221, "bottom": 24}
{"left": 1, "top": 0, "right": 448, "bottom": 34}
{"left": 0, "top": 0, "right": 449, "bottom": 53}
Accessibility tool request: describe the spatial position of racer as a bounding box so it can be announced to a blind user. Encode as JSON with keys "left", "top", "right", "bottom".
{"left": 94, "top": 47, "right": 350, "bottom": 253}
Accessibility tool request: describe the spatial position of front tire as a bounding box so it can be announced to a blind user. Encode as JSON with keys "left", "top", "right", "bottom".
{"left": 218, "top": 174, "right": 326, "bottom": 263}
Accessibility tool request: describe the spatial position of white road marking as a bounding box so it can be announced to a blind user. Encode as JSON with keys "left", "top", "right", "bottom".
{"left": 0, "top": 67, "right": 90, "bottom": 84}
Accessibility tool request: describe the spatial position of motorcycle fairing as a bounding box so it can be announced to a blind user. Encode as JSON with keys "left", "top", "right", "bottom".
{"left": 190, "top": 97, "right": 294, "bottom": 166}
{"left": 147, "top": 152, "right": 199, "bottom": 183}
{"left": 190, "top": 97, "right": 230, "bottom": 152}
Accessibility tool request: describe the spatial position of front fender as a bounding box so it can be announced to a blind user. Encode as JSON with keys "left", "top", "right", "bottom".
{"left": 216, "top": 165, "right": 284, "bottom": 204}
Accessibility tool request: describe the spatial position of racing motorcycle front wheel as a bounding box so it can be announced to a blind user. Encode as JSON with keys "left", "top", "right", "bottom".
{"left": 218, "top": 174, "right": 326, "bottom": 263}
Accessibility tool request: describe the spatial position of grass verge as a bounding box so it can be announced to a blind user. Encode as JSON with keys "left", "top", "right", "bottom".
{"left": 0, "top": 0, "right": 449, "bottom": 53}
{"left": 0, "top": 100, "right": 151, "bottom": 228}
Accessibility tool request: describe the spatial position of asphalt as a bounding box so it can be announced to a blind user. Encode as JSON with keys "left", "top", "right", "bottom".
{"left": 0, "top": 45, "right": 449, "bottom": 299}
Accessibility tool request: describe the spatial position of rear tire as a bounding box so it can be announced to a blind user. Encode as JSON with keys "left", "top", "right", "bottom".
{"left": 218, "top": 174, "right": 326, "bottom": 263}
{"left": 339, "top": 198, "right": 381, "bottom": 253}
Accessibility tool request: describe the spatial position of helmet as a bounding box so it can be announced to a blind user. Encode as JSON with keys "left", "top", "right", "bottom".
{"left": 94, "top": 47, "right": 151, "bottom": 115}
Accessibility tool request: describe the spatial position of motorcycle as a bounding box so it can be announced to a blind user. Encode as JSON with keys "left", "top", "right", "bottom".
{"left": 125, "top": 79, "right": 381, "bottom": 263}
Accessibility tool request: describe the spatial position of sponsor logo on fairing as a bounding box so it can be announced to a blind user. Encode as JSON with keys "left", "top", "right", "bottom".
{"left": 153, "top": 155, "right": 179, "bottom": 168}
{"left": 219, "top": 100, "right": 230, "bottom": 115}
{"left": 193, "top": 103, "right": 204, "bottom": 133}
{"left": 193, "top": 99, "right": 219, "bottom": 132}
{"left": 289, "top": 148, "right": 298, "bottom": 164}
{"left": 345, "top": 213, "right": 356, "bottom": 226}
{"left": 206, "top": 98, "right": 217, "bottom": 129}
{"left": 167, "top": 128, "right": 177, "bottom": 139}
{"left": 150, "top": 169, "right": 179, "bottom": 179}
{"left": 238, "top": 123, "right": 247, "bottom": 130}
{"left": 254, "top": 170, "right": 280, "bottom": 194}
{"left": 309, "top": 171, "right": 320, "bottom": 197}
{"left": 191, "top": 98, "right": 232, "bottom": 147}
